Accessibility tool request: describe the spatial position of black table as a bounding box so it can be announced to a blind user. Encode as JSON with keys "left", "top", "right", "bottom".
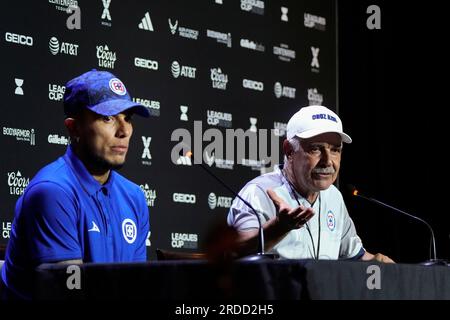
{"left": 35, "top": 259, "right": 450, "bottom": 300}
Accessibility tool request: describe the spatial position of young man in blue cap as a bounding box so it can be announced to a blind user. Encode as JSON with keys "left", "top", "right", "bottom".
{"left": 1, "top": 70, "right": 151, "bottom": 299}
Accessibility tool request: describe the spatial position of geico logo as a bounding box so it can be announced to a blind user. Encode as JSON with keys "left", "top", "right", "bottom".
{"left": 173, "top": 193, "right": 196, "bottom": 203}
{"left": 5, "top": 32, "right": 33, "bottom": 46}
{"left": 134, "top": 57, "right": 158, "bottom": 70}
{"left": 243, "top": 79, "right": 264, "bottom": 91}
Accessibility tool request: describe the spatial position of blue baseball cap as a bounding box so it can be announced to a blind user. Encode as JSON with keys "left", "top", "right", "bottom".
{"left": 63, "top": 69, "right": 150, "bottom": 118}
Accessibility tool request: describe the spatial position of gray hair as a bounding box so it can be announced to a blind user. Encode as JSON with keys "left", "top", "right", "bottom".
{"left": 284, "top": 137, "right": 301, "bottom": 163}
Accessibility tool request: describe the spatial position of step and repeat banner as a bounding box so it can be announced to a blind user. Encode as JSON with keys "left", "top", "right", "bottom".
{"left": 0, "top": 0, "right": 336, "bottom": 259}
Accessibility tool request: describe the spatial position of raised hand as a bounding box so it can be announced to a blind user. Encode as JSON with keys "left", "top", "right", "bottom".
{"left": 267, "top": 189, "right": 315, "bottom": 230}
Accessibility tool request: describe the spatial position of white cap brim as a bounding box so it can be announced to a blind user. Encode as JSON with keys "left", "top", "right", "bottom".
{"left": 296, "top": 128, "right": 352, "bottom": 143}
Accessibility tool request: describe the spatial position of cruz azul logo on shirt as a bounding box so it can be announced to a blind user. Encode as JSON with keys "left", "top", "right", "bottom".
{"left": 327, "top": 210, "right": 336, "bottom": 231}
{"left": 122, "top": 218, "right": 137, "bottom": 243}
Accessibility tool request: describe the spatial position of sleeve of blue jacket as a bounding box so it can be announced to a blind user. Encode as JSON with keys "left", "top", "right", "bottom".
{"left": 20, "top": 181, "right": 82, "bottom": 263}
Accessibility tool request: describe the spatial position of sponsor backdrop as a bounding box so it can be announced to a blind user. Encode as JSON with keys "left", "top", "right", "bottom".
{"left": 0, "top": 0, "right": 336, "bottom": 259}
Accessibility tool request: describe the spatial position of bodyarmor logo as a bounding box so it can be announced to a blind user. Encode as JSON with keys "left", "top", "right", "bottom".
{"left": 3, "top": 127, "right": 35, "bottom": 145}
{"left": 207, "top": 29, "right": 232, "bottom": 48}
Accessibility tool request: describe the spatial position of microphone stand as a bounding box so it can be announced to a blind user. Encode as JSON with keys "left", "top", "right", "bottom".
{"left": 192, "top": 154, "right": 277, "bottom": 261}
{"left": 352, "top": 189, "right": 448, "bottom": 266}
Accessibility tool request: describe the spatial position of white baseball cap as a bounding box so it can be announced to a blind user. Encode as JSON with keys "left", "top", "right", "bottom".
{"left": 286, "top": 105, "right": 352, "bottom": 143}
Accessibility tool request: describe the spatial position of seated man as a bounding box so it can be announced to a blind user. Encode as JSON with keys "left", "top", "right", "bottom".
{"left": 227, "top": 105, "right": 393, "bottom": 263}
{"left": 1, "top": 70, "right": 151, "bottom": 299}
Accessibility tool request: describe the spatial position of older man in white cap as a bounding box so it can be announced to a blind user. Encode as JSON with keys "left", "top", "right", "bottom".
{"left": 227, "top": 105, "right": 393, "bottom": 262}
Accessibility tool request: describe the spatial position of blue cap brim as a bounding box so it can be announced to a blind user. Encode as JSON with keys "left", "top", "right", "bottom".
{"left": 87, "top": 99, "right": 150, "bottom": 118}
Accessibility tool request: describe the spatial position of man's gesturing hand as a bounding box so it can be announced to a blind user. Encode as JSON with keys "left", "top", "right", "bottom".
{"left": 267, "top": 189, "right": 315, "bottom": 230}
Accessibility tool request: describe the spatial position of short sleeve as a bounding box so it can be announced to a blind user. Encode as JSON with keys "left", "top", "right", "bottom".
{"left": 133, "top": 189, "right": 150, "bottom": 261}
{"left": 20, "top": 182, "right": 82, "bottom": 263}
{"left": 339, "top": 200, "right": 365, "bottom": 259}
{"left": 227, "top": 184, "right": 276, "bottom": 230}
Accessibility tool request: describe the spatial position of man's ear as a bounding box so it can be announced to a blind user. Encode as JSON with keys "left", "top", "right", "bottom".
{"left": 283, "top": 139, "right": 294, "bottom": 160}
{"left": 64, "top": 118, "right": 78, "bottom": 139}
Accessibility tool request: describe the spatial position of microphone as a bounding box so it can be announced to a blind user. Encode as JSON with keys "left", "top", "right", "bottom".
{"left": 348, "top": 184, "right": 447, "bottom": 266}
{"left": 186, "top": 150, "right": 277, "bottom": 261}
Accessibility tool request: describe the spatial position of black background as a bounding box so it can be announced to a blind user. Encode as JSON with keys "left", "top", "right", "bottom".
{"left": 339, "top": 0, "right": 449, "bottom": 262}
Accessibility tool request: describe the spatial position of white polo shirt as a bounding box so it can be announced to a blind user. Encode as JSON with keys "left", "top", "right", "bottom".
{"left": 227, "top": 165, "right": 365, "bottom": 260}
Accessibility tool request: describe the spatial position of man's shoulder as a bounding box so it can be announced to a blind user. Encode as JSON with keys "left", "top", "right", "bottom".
{"left": 322, "top": 184, "right": 345, "bottom": 204}
{"left": 241, "top": 169, "right": 283, "bottom": 194}
{"left": 111, "top": 171, "right": 143, "bottom": 195}
{"left": 21, "top": 157, "right": 79, "bottom": 202}
{"left": 324, "top": 184, "right": 342, "bottom": 195}
{"left": 28, "top": 156, "right": 74, "bottom": 189}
